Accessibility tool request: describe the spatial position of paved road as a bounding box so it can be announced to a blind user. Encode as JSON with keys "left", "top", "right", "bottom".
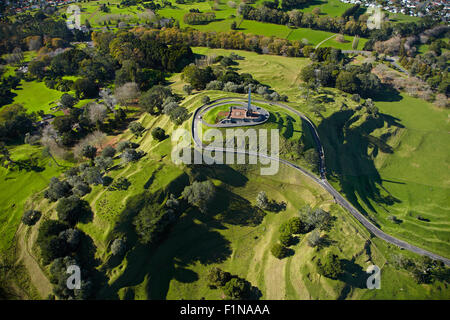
{"left": 192, "top": 97, "right": 450, "bottom": 266}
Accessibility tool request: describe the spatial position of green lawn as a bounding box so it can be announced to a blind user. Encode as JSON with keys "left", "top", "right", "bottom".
{"left": 0, "top": 144, "right": 71, "bottom": 254}
{"left": 8, "top": 80, "right": 65, "bottom": 114}
{"left": 320, "top": 92, "right": 450, "bottom": 258}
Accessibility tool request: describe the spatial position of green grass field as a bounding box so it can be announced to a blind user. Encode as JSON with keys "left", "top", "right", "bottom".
{"left": 4, "top": 42, "right": 449, "bottom": 299}
{"left": 0, "top": 144, "right": 72, "bottom": 254}
{"left": 8, "top": 80, "right": 64, "bottom": 114}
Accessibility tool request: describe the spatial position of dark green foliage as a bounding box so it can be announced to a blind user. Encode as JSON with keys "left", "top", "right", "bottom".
{"left": 60, "top": 93, "right": 77, "bottom": 109}
{"left": 0, "top": 104, "right": 35, "bottom": 142}
{"left": 132, "top": 192, "right": 179, "bottom": 245}
{"left": 44, "top": 177, "right": 72, "bottom": 202}
{"left": 151, "top": 127, "right": 167, "bottom": 141}
{"left": 279, "top": 231, "right": 294, "bottom": 247}
{"left": 128, "top": 121, "right": 145, "bottom": 138}
{"left": 316, "top": 253, "right": 343, "bottom": 279}
{"left": 181, "top": 65, "right": 215, "bottom": 90}
{"left": 298, "top": 205, "right": 332, "bottom": 232}
{"left": 82, "top": 145, "right": 97, "bottom": 161}
{"left": 56, "top": 195, "right": 91, "bottom": 225}
{"left": 101, "top": 145, "right": 116, "bottom": 158}
{"left": 207, "top": 267, "right": 231, "bottom": 288}
{"left": 140, "top": 85, "right": 174, "bottom": 115}
{"left": 73, "top": 78, "right": 99, "bottom": 99}
{"left": 271, "top": 243, "right": 289, "bottom": 259}
{"left": 22, "top": 210, "right": 41, "bottom": 226}
{"left": 36, "top": 220, "right": 70, "bottom": 265}
{"left": 222, "top": 277, "right": 250, "bottom": 300}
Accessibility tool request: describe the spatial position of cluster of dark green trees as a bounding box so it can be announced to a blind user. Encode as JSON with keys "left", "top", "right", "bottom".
{"left": 301, "top": 60, "right": 382, "bottom": 98}
{"left": 271, "top": 205, "right": 332, "bottom": 259}
{"left": 392, "top": 254, "right": 450, "bottom": 285}
{"left": 0, "top": 104, "right": 36, "bottom": 144}
{"left": 207, "top": 267, "right": 256, "bottom": 300}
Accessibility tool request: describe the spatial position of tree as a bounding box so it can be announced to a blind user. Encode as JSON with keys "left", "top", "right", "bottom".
{"left": 181, "top": 65, "right": 215, "bottom": 90}
{"left": 271, "top": 243, "right": 289, "bottom": 259}
{"left": 307, "top": 229, "right": 321, "bottom": 247}
{"left": 230, "top": 21, "right": 237, "bottom": 30}
{"left": 60, "top": 93, "right": 76, "bottom": 109}
{"left": 151, "top": 127, "right": 167, "bottom": 141}
{"left": 117, "top": 140, "right": 133, "bottom": 153}
{"left": 121, "top": 148, "right": 141, "bottom": 164}
{"left": 128, "top": 121, "right": 145, "bottom": 138}
{"left": 222, "top": 277, "right": 249, "bottom": 300}
{"left": 207, "top": 267, "right": 231, "bottom": 288}
{"left": 201, "top": 95, "right": 210, "bottom": 104}
{"left": 183, "top": 84, "right": 193, "bottom": 95}
{"left": 28, "top": 60, "right": 47, "bottom": 79}
{"left": 44, "top": 177, "right": 72, "bottom": 202}
{"left": 316, "top": 253, "right": 343, "bottom": 279}
{"left": 82, "top": 145, "right": 97, "bottom": 163}
{"left": 139, "top": 85, "right": 174, "bottom": 115}
{"left": 0, "top": 142, "right": 14, "bottom": 168}
{"left": 303, "top": 148, "right": 319, "bottom": 171}
{"left": 101, "top": 145, "right": 116, "bottom": 158}
{"left": 81, "top": 166, "right": 104, "bottom": 185}
{"left": 256, "top": 191, "right": 269, "bottom": 210}
{"left": 22, "top": 210, "right": 42, "bottom": 226}
{"left": 56, "top": 196, "right": 90, "bottom": 225}
{"left": 182, "top": 180, "right": 215, "bottom": 213}
{"left": 73, "top": 78, "right": 99, "bottom": 99}
{"left": 88, "top": 103, "right": 108, "bottom": 125}
{"left": 279, "top": 231, "right": 294, "bottom": 247}
{"left": 114, "top": 82, "right": 140, "bottom": 105}
{"left": 94, "top": 156, "right": 113, "bottom": 172}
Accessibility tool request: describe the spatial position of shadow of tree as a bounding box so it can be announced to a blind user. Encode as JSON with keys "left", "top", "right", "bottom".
{"left": 337, "top": 259, "right": 368, "bottom": 300}
{"left": 317, "top": 108, "right": 404, "bottom": 220}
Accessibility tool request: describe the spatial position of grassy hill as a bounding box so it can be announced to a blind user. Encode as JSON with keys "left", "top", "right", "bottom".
{"left": 3, "top": 46, "right": 449, "bottom": 299}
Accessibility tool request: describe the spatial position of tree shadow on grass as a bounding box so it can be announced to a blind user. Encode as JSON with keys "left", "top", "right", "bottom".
{"left": 204, "top": 186, "right": 266, "bottom": 227}
{"left": 317, "top": 108, "right": 403, "bottom": 221}
{"left": 189, "top": 162, "right": 248, "bottom": 188}
{"left": 100, "top": 209, "right": 232, "bottom": 299}
{"left": 337, "top": 259, "right": 368, "bottom": 300}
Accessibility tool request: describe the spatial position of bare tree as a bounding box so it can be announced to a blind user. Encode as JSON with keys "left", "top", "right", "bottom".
{"left": 114, "top": 82, "right": 140, "bottom": 106}
{"left": 88, "top": 103, "right": 108, "bottom": 124}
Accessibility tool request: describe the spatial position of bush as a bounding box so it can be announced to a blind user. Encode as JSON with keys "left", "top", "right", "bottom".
{"left": 207, "top": 267, "right": 231, "bottom": 288}
{"left": 271, "top": 243, "right": 289, "bottom": 259}
{"left": 201, "top": 95, "right": 210, "bottom": 104}
{"left": 22, "top": 210, "right": 42, "bottom": 226}
{"left": 307, "top": 229, "right": 321, "bottom": 247}
{"left": 101, "top": 145, "right": 116, "bottom": 158}
{"left": 56, "top": 196, "right": 91, "bottom": 225}
{"left": 222, "top": 277, "right": 249, "bottom": 300}
{"left": 117, "top": 140, "right": 133, "bottom": 152}
{"left": 279, "top": 231, "right": 294, "bottom": 247}
{"left": 151, "top": 127, "right": 167, "bottom": 141}
{"left": 182, "top": 180, "right": 215, "bottom": 213}
{"left": 316, "top": 253, "right": 343, "bottom": 279}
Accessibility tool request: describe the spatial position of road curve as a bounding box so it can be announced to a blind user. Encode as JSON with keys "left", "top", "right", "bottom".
{"left": 191, "top": 97, "right": 450, "bottom": 266}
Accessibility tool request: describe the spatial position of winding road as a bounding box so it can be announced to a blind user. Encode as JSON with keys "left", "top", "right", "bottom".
{"left": 191, "top": 97, "right": 450, "bottom": 266}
